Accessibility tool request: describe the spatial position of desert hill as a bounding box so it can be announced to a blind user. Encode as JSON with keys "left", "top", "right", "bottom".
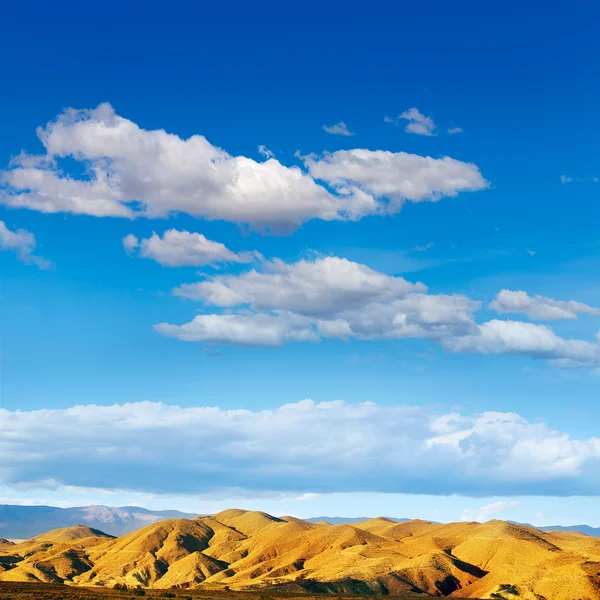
{"left": 0, "top": 510, "right": 599, "bottom": 599}
{"left": 3, "top": 505, "right": 597, "bottom": 540}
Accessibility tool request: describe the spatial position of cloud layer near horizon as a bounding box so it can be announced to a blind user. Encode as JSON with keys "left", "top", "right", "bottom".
{"left": 0, "top": 104, "right": 488, "bottom": 229}
{"left": 2, "top": 400, "right": 600, "bottom": 498}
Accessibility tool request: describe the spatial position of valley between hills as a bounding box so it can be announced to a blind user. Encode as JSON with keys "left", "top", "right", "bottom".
{"left": 1, "top": 509, "right": 599, "bottom": 600}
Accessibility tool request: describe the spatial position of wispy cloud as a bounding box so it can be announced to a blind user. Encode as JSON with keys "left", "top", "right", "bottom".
{"left": 560, "top": 175, "right": 598, "bottom": 184}
{"left": 461, "top": 500, "right": 520, "bottom": 522}
{"left": 322, "top": 121, "right": 355, "bottom": 136}
{"left": 386, "top": 107, "right": 437, "bottom": 136}
{"left": 0, "top": 221, "right": 50, "bottom": 269}
{"left": 447, "top": 126, "right": 463, "bottom": 135}
{"left": 258, "top": 145, "right": 275, "bottom": 159}
{"left": 413, "top": 242, "right": 434, "bottom": 252}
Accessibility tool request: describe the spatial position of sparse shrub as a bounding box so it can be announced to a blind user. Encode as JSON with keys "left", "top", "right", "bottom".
{"left": 498, "top": 583, "right": 519, "bottom": 595}
{"left": 132, "top": 588, "right": 146, "bottom": 597}
{"left": 159, "top": 593, "right": 176, "bottom": 598}
{"left": 113, "top": 583, "right": 128, "bottom": 591}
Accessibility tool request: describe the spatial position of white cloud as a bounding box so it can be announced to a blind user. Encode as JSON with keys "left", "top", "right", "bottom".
{"left": 560, "top": 175, "right": 598, "bottom": 184}
{"left": 322, "top": 121, "right": 355, "bottom": 136}
{"left": 174, "top": 257, "right": 427, "bottom": 314}
{"left": 447, "top": 127, "right": 463, "bottom": 135}
{"left": 155, "top": 313, "right": 318, "bottom": 347}
{"left": 388, "top": 107, "right": 437, "bottom": 136}
{"left": 0, "top": 221, "right": 49, "bottom": 268}
{"left": 490, "top": 289, "right": 600, "bottom": 321}
{"left": 2, "top": 400, "right": 600, "bottom": 497}
{"left": 413, "top": 242, "right": 434, "bottom": 252}
{"left": 161, "top": 256, "right": 479, "bottom": 346}
{"left": 123, "top": 229, "right": 260, "bottom": 267}
{"left": 122, "top": 233, "right": 139, "bottom": 255}
{"left": 303, "top": 149, "right": 488, "bottom": 214}
{"left": 257, "top": 145, "right": 274, "bottom": 159}
{"left": 461, "top": 500, "right": 520, "bottom": 522}
{"left": 1, "top": 104, "right": 487, "bottom": 229}
{"left": 161, "top": 257, "right": 600, "bottom": 367}
{"left": 443, "top": 319, "right": 600, "bottom": 368}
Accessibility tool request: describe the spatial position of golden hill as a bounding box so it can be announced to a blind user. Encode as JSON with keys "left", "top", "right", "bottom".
{"left": 1, "top": 510, "right": 599, "bottom": 599}
{"left": 0, "top": 525, "right": 113, "bottom": 584}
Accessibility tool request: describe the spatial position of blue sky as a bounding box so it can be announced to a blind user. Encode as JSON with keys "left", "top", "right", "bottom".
{"left": 2, "top": 0, "right": 600, "bottom": 526}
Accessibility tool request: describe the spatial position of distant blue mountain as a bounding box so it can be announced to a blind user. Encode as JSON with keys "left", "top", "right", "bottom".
{"left": 2, "top": 505, "right": 597, "bottom": 540}
{"left": 505, "top": 520, "right": 600, "bottom": 537}
{"left": 314, "top": 516, "right": 599, "bottom": 537}
{"left": 0, "top": 504, "right": 198, "bottom": 538}
{"left": 541, "top": 524, "right": 600, "bottom": 536}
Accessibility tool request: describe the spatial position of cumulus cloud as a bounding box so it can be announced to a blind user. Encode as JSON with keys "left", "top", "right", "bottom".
{"left": 0, "top": 221, "right": 49, "bottom": 268}
{"left": 162, "top": 256, "right": 479, "bottom": 346}
{"left": 0, "top": 104, "right": 487, "bottom": 229}
{"left": 322, "top": 121, "right": 355, "bottom": 136}
{"left": 443, "top": 319, "right": 600, "bottom": 368}
{"left": 174, "top": 257, "right": 427, "bottom": 314}
{"left": 123, "top": 229, "right": 260, "bottom": 267}
{"left": 447, "top": 127, "right": 463, "bottom": 135}
{"left": 386, "top": 108, "right": 437, "bottom": 136}
{"left": 303, "top": 149, "right": 488, "bottom": 214}
{"left": 2, "top": 400, "right": 600, "bottom": 497}
{"left": 122, "top": 233, "right": 139, "bottom": 255}
{"left": 155, "top": 313, "right": 318, "bottom": 347}
{"left": 490, "top": 289, "right": 600, "bottom": 321}
{"left": 160, "top": 256, "right": 600, "bottom": 368}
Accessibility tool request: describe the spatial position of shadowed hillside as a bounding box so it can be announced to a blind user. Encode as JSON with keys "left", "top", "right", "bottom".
{"left": 1, "top": 510, "right": 599, "bottom": 599}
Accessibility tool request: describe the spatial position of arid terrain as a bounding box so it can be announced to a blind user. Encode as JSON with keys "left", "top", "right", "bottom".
{"left": 0, "top": 582, "right": 456, "bottom": 600}
{"left": 1, "top": 509, "right": 599, "bottom": 600}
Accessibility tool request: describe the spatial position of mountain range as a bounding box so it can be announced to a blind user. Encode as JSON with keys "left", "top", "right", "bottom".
{"left": 0, "top": 505, "right": 197, "bottom": 538}
{"left": 1, "top": 508, "right": 599, "bottom": 599}
{"left": 2, "top": 504, "right": 598, "bottom": 539}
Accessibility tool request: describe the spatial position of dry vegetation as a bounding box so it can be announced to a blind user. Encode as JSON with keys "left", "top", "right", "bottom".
{"left": 0, "top": 581, "right": 450, "bottom": 600}
{"left": 1, "top": 509, "right": 599, "bottom": 599}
